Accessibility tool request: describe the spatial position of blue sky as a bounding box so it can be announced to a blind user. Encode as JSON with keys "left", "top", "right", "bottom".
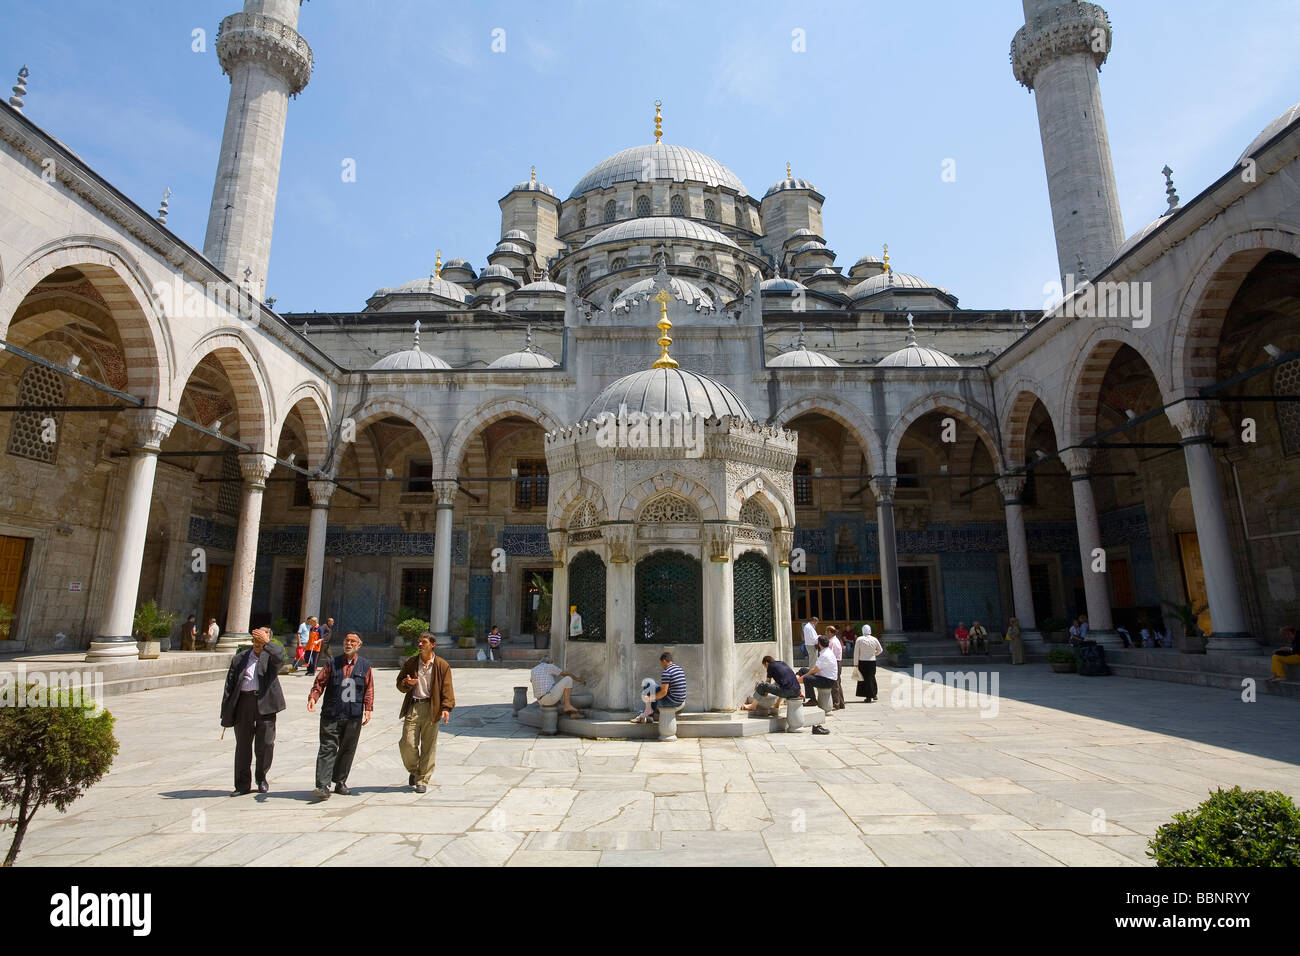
{"left": 3, "top": 0, "right": 1298, "bottom": 311}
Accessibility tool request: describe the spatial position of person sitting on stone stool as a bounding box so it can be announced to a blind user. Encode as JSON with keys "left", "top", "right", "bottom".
{"left": 632, "top": 652, "right": 687, "bottom": 723}
{"left": 530, "top": 655, "right": 586, "bottom": 717}
{"left": 741, "top": 655, "right": 800, "bottom": 713}
{"left": 797, "top": 635, "right": 838, "bottom": 707}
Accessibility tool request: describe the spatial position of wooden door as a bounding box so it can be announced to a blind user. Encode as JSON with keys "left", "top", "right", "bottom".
{"left": 202, "top": 564, "right": 229, "bottom": 631}
{"left": 0, "top": 536, "right": 28, "bottom": 634}
{"left": 1177, "top": 533, "right": 1213, "bottom": 635}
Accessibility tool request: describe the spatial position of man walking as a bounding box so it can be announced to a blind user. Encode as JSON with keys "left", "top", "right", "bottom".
{"left": 802, "top": 616, "right": 820, "bottom": 664}
{"left": 219, "top": 626, "right": 286, "bottom": 795}
{"left": 307, "top": 632, "right": 373, "bottom": 800}
{"left": 395, "top": 633, "right": 454, "bottom": 793}
{"left": 320, "top": 616, "right": 334, "bottom": 658}
{"left": 293, "top": 616, "right": 309, "bottom": 671}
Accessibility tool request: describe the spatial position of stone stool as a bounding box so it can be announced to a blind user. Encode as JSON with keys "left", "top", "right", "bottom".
{"left": 571, "top": 689, "right": 595, "bottom": 710}
{"left": 784, "top": 696, "right": 807, "bottom": 732}
{"left": 657, "top": 704, "right": 681, "bottom": 741}
{"left": 539, "top": 704, "right": 559, "bottom": 736}
{"left": 815, "top": 686, "right": 834, "bottom": 715}
{"left": 753, "top": 692, "right": 781, "bottom": 717}
{"left": 512, "top": 686, "right": 529, "bottom": 715}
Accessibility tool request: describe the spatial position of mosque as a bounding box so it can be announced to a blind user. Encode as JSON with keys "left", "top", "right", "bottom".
{"left": 0, "top": 0, "right": 1298, "bottom": 696}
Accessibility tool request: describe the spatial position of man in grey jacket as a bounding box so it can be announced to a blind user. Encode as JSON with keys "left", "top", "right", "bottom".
{"left": 220, "top": 626, "right": 286, "bottom": 796}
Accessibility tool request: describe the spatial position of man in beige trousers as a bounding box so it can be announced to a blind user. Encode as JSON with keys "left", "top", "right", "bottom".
{"left": 395, "top": 633, "right": 455, "bottom": 793}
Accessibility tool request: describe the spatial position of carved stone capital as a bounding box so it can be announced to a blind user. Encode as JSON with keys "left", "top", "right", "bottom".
{"left": 216, "top": 11, "right": 313, "bottom": 94}
{"left": 997, "top": 475, "right": 1026, "bottom": 504}
{"left": 605, "top": 524, "right": 632, "bottom": 563}
{"left": 1011, "top": 1, "right": 1111, "bottom": 90}
{"left": 774, "top": 528, "right": 795, "bottom": 560}
{"left": 547, "top": 530, "right": 567, "bottom": 567}
{"left": 1059, "top": 448, "right": 1095, "bottom": 477}
{"left": 307, "top": 478, "right": 335, "bottom": 509}
{"left": 433, "top": 480, "right": 459, "bottom": 506}
{"left": 706, "top": 524, "right": 735, "bottom": 563}
{"left": 869, "top": 477, "right": 897, "bottom": 504}
{"left": 128, "top": 408, "right": 175, "bottom": 451}
{"left": 238, "top": 452, "right": 276, "bottom": 488}
{"left": 1165, "top": 399, "right": 1214, "bottom": 442}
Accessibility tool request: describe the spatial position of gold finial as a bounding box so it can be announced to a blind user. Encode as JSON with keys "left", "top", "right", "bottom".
{"left": 654, "top": 99, "right": 663, "bottom": 144}
{"left": 530, "top": 165, "right": 536, "bottom": 184}
{"left": 882, "top": 244, "right": 890, "bottom": 274}
{"left": 786, "top": 162, "right": 792, "bottom": 181}
{"left": 651, "top": 288, "right": 678, "bottom": 369}
{"left": 435, "top": 250, "right": 442, "bottom": 278}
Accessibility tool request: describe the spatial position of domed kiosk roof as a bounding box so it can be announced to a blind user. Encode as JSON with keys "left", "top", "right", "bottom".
{"left": 570, "top": 143, "right": 748, "bottom": 199}
{"left": 583, "top": 367, "right": 752, "bottom": 421}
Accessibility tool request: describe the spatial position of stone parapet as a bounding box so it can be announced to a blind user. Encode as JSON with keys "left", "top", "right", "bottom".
{"left": 1011, "top": 1, "right": 1111, "bottom": 89}
{"left": 217, "top": 11, "right": 313, "bottom": 94}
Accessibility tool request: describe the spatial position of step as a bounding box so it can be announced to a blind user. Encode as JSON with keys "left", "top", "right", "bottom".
{"left": 514, "top": 703, "right": 826, "bottom": 739}
{"left": 1107, "top": 662, "right": 1300, "bottom": 698}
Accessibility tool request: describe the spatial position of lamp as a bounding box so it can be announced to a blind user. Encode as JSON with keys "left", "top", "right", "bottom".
{"left": 385, "top": 468, "right": 394, "bottom": 481}
{"left": 1124, "top": 409, "right": 1136, "bottom": 420}
{"left": 212, "top": 420, "right": 222, "bottom": 433}
{"left": 67, "top": 354, "right": 81, "bottom": 371}
{"left": 285, "top": 452, "right": 296, "bottom": 466}
{"left": 1033, "top": 449, "right": 1048, "bottom": 461}
{"left": 1263, "top": 343, "right": 1283, "bottom": 359}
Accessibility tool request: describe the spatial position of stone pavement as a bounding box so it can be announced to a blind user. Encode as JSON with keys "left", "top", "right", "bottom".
{"left": 13, "top": 663, "right": 1300, "bottom": 867}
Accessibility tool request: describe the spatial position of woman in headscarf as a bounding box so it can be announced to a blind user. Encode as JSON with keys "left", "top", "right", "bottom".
{"left": 852, "top": 623, "right": 884, "bottom": 702}
{"left": 1006, "top": 616, "right": 1025, "bottom": 665}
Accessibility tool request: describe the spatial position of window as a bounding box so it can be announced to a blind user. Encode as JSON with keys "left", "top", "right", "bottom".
{"left": 7, "top": 365, "right": 64, "bottom": 464}
{"left": 704, "top": 198, "right": 716, "bottom": 220}
{"left": 577, "top": 208, "right": 587, "bottom": 229}
{"left": 792, "top": 575, "right": 882, "bottom": 627}
{"left": 576, "top": 266, "right": 589, "bottom": 288}
{"left": 670, "top": 195, "right": 686, "bottom": 217}
{"left": 635, "top": 195, "right": 651, "bottom": 218}
{"left": 407, "top": 460, "right": 433, "bottom": 494}
{"left": 635, "top": 551, "right": 703, "bottom": 644}
{"left": 217, "top": 454, "right": 241, "bottom": 516}
{"left": 610, "top": 257, "right": 627, "bottom": 272}
{"left": 896, "top": 458, "right": 919, "bottom": 489}
{"left": 515, "top": 458, "right": 548, "bottom": 509}
{"left": 1276, "top": 358, "right": 1300, "bottom": 456}
{"left": 568, "top": 551, "right": 606, "bottom": 641}
{"left": 733, "top": 552, "right": 774, "bottom": 642}
{"left": 292, "top": 459, "right": 311, "bottom": 507}
{"left": 401, "top": 568, "right": 433, "bottom": 616}
{"left": 694, "top": 255, "right": 711, "bottom": 271}
{"left": 603, "top": 200, "right": 616, "bottom": 223}
{"left": 794, "top": 459, "right": 813, "bottom": 506}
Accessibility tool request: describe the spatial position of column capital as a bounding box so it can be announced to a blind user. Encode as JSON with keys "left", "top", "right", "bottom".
{"left": 774, "top": 528, "right": 794, "bottom": 565}
{"left": 706, "top": 524, "right": 735, "bottom": 563}
{"left": 605, "top": 524, "right": 632, "bottom": 563}
{"left": 433, "top": 480, "right": 458, "bottom": 506}
{"left": 307, "top": 478, "right": 335, "bottom": 509}
{"left": 547, "top": 529, "right": 567, "bottom": 568}
{"left": 128, "top": 407, "right": 176, "bottom": 451}
{"left": 1165, "top": 399, "right": 1215, "bottom": 442}
{"left": 1059, "top": 448, "right": 1095, "bottom": 477}
{"left": 869, "top": 477, "right": 897, "bottom": 503}
{"left": 238, "top": 452, "right": 276, "bottom": 487}
{"left": 997, "top": 475, "right": 1026, "bottom": 503}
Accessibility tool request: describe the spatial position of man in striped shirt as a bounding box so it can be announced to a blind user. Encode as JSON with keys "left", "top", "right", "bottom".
{"left": 652, "top": 651, "right": 687, "bottom": 718}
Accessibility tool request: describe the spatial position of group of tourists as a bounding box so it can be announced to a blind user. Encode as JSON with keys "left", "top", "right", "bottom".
{"left": 218, "top": 625, "right": 454, "bottom": 800}
{"left": 178, "top": 614, "right": 223, "bottom": 650}
{"left": 290, "top": 616, "right": 334, "bottom": 675}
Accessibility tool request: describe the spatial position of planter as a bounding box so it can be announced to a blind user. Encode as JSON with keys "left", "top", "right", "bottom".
{"left": 457, "top": 637, "right": 477, "bottom": 649}
{"left": 534, "top": 630, "right": 551, "bottom": 650}
{"left": 137, "top": 640, "right": 160, "bottom": 660}
{"left": 157, "top": 636, "right": 172, "bottom": 653}
{"left": 887, "top": 653, "right": 909, "bottom": 667}
{"left": 1050, "top": 661, "right": 1077, "bottom": 673}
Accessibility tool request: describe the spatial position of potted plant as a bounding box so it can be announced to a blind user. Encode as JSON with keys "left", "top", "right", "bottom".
{"left": 1040, "top": 616, "right": 1069, "bottom": 643}
{"left": 1147, "top": 787, "right": 1300, "bottom": 866}
{"left": 454, "top": 614, "right": 480, "bottom": 649}
{"left": 133, "top": 600, "right": 179, "bottom": 660}
{"left": 884, "top": 641, "right": 909, "bottom": 667}
{"left": 1046, "top": 647, "right": 1079, "bottom": 673}
{"left": 396, "top": 617, "right": 430, "bottom": 657}
{"left": 532, "top": 573, "right": 552, "bottom": 650}
{"left": 0, "top": 603, "right": 12, "bottom": 642}
{"left": 1162, "top": 600, "right": 1209, "bottom": 653}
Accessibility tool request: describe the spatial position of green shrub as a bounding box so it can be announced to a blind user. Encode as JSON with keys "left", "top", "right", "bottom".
{"left": 0, "top": 688, "right": 118, "bottom": 866}
{"left": 1040, "top": 616, "right": 1069, "bottom": 633}
{"left": 132, "top": 600, "right": 178, "bottom": 640}
{"left": 397, "top": 618, "right": 430, "bottom": 657}
{"left": 0, "top": 603, "right": 11, "bottom": 640}
{"left": 884, "top": 642, "right": 908, "bottom": 655}
{"left": 1046, "top": 648, "right": 1079, "bottom": 665}
{"left": 1148, "top": 787, "right": 1300, "bottom": 867}
{"left": 272, "top": 617, "right": 292, "bottom": 636}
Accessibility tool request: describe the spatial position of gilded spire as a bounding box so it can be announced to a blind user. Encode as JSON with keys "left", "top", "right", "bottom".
{"left": 530, "top": 165, "right": 536, "bottom": 184}
{"left": 435, "top": 250, "right": 442, "bottom": 279}
{"left": 651, "top": 288, "right": 678, "bottom": 369}
{"left": 786, "top": 162, "right": 792, "bottom": 181}
{"left": 883, "top": 244, "right": 890, "bottom": 275}
{"left": 653, "top": 99, "right": 663, "bottom": 144}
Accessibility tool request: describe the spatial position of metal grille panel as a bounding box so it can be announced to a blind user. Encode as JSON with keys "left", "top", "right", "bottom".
{"left": 733, "top": 551, "right": 774, "bottom": 643}
{"left": 568, "top": 550, "right": 606, "bottom": 642}
{"left": 635, "top": 551, "right": 702, "bottom": 644}
{"left": 6, "top": 365, "right": 64, "bottom": 464}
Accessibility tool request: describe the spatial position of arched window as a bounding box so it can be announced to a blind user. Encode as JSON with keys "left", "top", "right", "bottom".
{"left": 7, "top": 365, "right": 64, "bottom": 464}
{"left": 577, "top": 208, "right": 587, "bottom": 229}
{"left": 703, "top": 198, "right": 717, "bottom": 220}
{"left": 568, "top": 551, "right": 606, "bottom": 642}
{"left": 576, "top": 266, "right": 589, "bottom": 288}
{"left": 733, "top": 551, "right": 774, "bottom": 643}
{"left": 610, "top": 257, "right": 627, "bottom": 272}
{"left": 635, "top": 550, "right": 703, "bottom": 644}
{"left": 635, "top": 195, "right": 652, "bottom": 218}
{"left": 1277, "top": 358, "right": 1300, "bottom": 456}
{"left": 694, "top": 255, "right": 712, "bottom": 271}
{"left": 603, "top": 200, "right": 617, "bottom": 223}
{"left": 670, "top": 195, "right": 686, "bottom": 217}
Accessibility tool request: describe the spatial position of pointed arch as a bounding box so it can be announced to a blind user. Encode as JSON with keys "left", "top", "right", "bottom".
{"left": 771, "top": 393, "right": 882, "bottom": 470}
{"left": 275, "top": 382, "right": 332, "bottom": 471}
{"left": 178, "top": 330, "right": 275, "bottom": 451}
{"left": 345, "top": 394, "right": 443, "bottom": 473}
{"left": 550, "top": 476, "right": 609, "bottom": 528}
{"left": 1063, "top": 326, "right": 1171, "bottom": 448}
{"left": 443, "top": 396, "right": 564, "bottom": 480}
{"left": 733, "top": 473, "right": 792, "bottom": 526}
{"left": 998, "top": 379, "right": 1058, "bottom": 468}
{"left": 618, "top": 471, "right": 719, "bottom": 521}
{"left": 884, "top": 392, "right": 1003, "bottom": 476}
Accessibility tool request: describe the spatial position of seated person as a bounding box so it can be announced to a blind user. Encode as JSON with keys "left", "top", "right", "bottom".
{"left": 631, "top": 652, "right": 687, "bottom": 723}
{"left": 1270, "top": 626, "right": 1300, "bottom": 683}
{"left": 741, "top": 655, "right": 800, "bottom": 711}
{"left": 797, "top": 636, "right": 839, "bottom": 705}
{"left": 529, "top": 656, "right": 585, "bottom": 716}
{"left": 970, "top": 620, "right": 988, "bottom": 654}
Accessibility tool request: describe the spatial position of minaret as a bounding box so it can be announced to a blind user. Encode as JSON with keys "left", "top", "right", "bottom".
{"left": 1012, "top": 0, "right": 1124, "bottom": 283}
{"left": 203, "top": 1, "right": 312, "bottom": 294}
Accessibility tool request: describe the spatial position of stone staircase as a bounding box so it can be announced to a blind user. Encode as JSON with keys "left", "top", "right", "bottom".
{"left": 0, "top": 651, "right": 231, "bottom": 699}
{"left": 1104, "top": 648, "right": 1300, "bottom": 698}
{"left": 358, "top": 644, "right": 547, "bottom": 669}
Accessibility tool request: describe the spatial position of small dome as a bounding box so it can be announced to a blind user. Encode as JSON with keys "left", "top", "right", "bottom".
{"left": 810, "top": 268, "right": 839, "bottom": 277}
{"left": 582, "top": 366, "right": 753, "bottom": 422}
{"left": 764, "top": 178, "right": 818, "bottom": 197}
{"left": 370, "top": 347, "right": 451, "bottom": 370}
{"left": 502, "top": 229, "right": 533, "bottom": 243}
{"left": 583, "top": 216, "right": 740, "bottom": 250}
{"left": 478, "top": 264, "right": 518, "bottom": 282}
{"left": 510, "top": 178, "right": 557, "bottom": 198}
{"left": 1238, "top": 102, "right": 1300, "bottom": 163}
{"left": 570, "top": 144, "right": 748, "bottom": 199}
{"left": 442, "top": 257, "right": 472, "bottom": 271}
{"left": 493, "top": 241, "right": 530, "bottom": 257}
{"left": 1110, "top": 215, "right": 1171, "bottom": 265}
{"left": 875, "top": 319, "right": 959, "bottom": 368}
{"left": 849, "top": 271, "right": 951, "bottom": 302}
{"left": 759, "top": 276, "right": 807, "bottom": 293}
{"left": 380, "top": 276, "right": 473, "bottom": 304}
{"left": 853, "top": 254, "right": 882, "bottom": 267}
{"left": 769, "top": 345, "right": 839, "bottom": 367}
{"left": 513, "top": 280, "right": 566, "bottom": 294}
{"left": 489, "top": 346, "right": 557, "bottom": 369}
{"left": 613, "top": 275, "right": 713, "bottom": 311}
{"left": 792, "top": 240, "right": 829, "bottom": 254}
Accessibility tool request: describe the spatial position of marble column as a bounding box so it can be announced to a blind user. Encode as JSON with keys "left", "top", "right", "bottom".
{"left": 998, "top": 475, "right": 1042, "bottom": 647}
{"left": 429, "top": 480, "right": 456, "bottom": 647}
{"left": 870, "top": 478, "right": 904, "bottom": 641}
{"left": 703, "top": 528, "right": 736, "bottom": 712}
{"left": 604, "top": 526, "right": 635, "bottom": 710}
{"left": 87, "top": 409, "right": 176, "bottom": 661}
{"left": 775, "top": 529, "right": 795, "bottom": 664}
{"left": 1060, "top": 449, "right": 1119, "bottom": 647}
{"left": 216, "top": 452, "right": 276, "bottom": 652}
{"left": 299, "top": 478, "right": 334, "bottom": 623}
{"left": 548, "top": 530, "right": 568, "bottom": 670}
{"left": 1167, "top": 400, "right": 1252, "bottom": 651}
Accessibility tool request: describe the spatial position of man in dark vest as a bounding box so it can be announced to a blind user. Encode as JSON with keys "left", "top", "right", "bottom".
{"left": 220, "top": 626, "right": 286, "bottom": 795}
{"left": 307, "top": 632, "right": 374, "bottom": 801}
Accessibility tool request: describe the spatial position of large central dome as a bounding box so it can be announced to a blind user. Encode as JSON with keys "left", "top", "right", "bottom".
{"left": 582, "top": 367, "right": 752, "bottom": 422}
{"left": 569, "top": 144, "right": 748, "bottom": 199}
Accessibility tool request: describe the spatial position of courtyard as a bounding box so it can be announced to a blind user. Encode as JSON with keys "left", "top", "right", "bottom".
{"left": 12, "top": 662, "right": 1300, "bottom": 867}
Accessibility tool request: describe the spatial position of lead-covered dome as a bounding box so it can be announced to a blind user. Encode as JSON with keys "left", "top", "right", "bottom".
{"left": 875, "top": 318, "right": 959, "bottom": 368}
{"left": 582, "top": 367, "right": 752, "bottom": 421}
{"left": 371, "top": 346, "right": 451, "bottom": 370}
{"left": 1238, "top": 102, "right": 1300, "bottom": 163}
{"left": 583, "top": 216, "right": 740, "bottom": 250}
{"left": 570, "top": 144, "right": 748, "bottom": 199}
